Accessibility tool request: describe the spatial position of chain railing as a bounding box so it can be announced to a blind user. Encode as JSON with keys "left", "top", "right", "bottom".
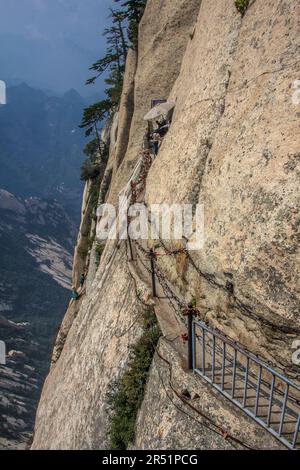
{"left": 135, "top": 239, "right": 300, "bottom": 450}
{"left": 121, "top": 136, "right": 300, "bottom": 450}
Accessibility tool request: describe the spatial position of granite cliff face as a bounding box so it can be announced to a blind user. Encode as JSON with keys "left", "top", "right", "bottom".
{"left": 146, "top": 0, "right": 300, "bottom": 367}
{"left": 32, "top": 0, "right": 299, "bottom": 450}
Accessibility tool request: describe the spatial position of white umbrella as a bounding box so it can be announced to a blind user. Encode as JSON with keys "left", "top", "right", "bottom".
{"left": 143, "top": 101, "right": 175, "bottom": 121}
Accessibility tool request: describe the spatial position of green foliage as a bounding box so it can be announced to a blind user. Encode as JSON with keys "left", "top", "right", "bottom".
{"left": 80, "top": 159, "right": 100, "bottom": 181}
{"left": 107, "top": 308, "right": 160, "bottom": 449}
{"left": 81, "top": 139, "right": 109, "bottom": 182}
{"left": 110, "top": 8, "right": 128, "bottom": 59}
{"left": 235, "top": 0, "right": 250, "bottom": 15}
{"left": 81, "top": 0, "right": 146, "bottom": 180}
{"left": 80, "top": 100, "right": 111, "bottom": 139}
{"left": 114, "top": 0, "right": 146, "bottom": 47}
{"left": 77, "top": 241, "right": 90, "bottom": 259}
{"left": 83, "top": 139, "right": 100, "bottom": 161}
{"left": 105, "top": 68, "right": 125, "bottom": 106}
{"left": 90, "top": 176, "right": 101, "bottom": 209}
{"left": 80, "top": 101, "right": 111, "bottom": 179}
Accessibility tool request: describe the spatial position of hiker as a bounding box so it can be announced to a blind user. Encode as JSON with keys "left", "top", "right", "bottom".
{"left": 80, "top": 272, "right": 86, "bottom": 288}
{"left": 71, "top": 286, "right": 79, "bottom": 301}
{"left": 153, "top": 120, "right": 169, "bottom": 139}
{"left": 156, "top": 119, "right": 167, "bottom": 128}
{"left": 151, "top": 132, "right": 161, "bottom": 156}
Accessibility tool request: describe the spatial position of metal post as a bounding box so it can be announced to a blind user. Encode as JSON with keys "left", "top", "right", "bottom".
{"left": 267, "top": 375, "right": 275, "bottom": 427}
{"left": 128, "top": 237, "right": 134, "bottom": 261}
{"left": 243, "top": 357, "right": 250, "bottom": 407}
{"left": 221, "top": 342, "right": 226, "bottom": 390}
{"left": 150, "top": 249, "right": 157, "bottom": 298}
{"left": 212, "top": 335, "right": 216, "bottom": 383}
{"left": 188, "top": 309, "right": 194, "bottom": 370}
{"left": 255, "top": 365, "right": 262, "bottom": 417}
{"left": 279, "top": 384, "right": 289, "bottom": 437}
{"left": 202, "top": 328, "right": 206, "bottom": 375}
{"left": 127, "top": 211, "right": 134, "bottom": 261}
{"left": 232, "top": 349, "right": 237, "bottom": 398}
{"left": 292, "top": 413, "right": 300, "bottom": 449}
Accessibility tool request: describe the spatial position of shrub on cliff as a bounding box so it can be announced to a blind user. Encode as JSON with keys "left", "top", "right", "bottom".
{"left": 80, "top": 1, "right": 146, "bottom": 180}
{"left": 107, "top": 308, "right": 160, "bottom": 450}
{"left": 80, "top": 160, "right": 100, "bottom": 181}
{"left": 114, "top": 0, "right": 147, "bottom": 48}
{"left": 235, "top": 0, "right": 250, "bottom": 15}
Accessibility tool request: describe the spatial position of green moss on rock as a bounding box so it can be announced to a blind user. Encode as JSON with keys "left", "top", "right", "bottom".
{"left": 107, "top": 308, "right": 161, "bottom": 450}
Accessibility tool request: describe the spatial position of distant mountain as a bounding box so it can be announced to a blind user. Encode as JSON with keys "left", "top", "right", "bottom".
{"left": 0, "top": 189, "right": 75, "bottom": 319}
{"left": 0, "top": 82, "right": 98, "bottom": 448}
{"left": 0, "top": 316, "right": 46, "bottom": 450}
{"left": 0, "top": 83, "right": 86, "bottom": 222}
{"left": 0, "top": 30, "right": 103, "bottom": 96}
{"left": 0, "top": 189, "right": 75, "bottom": 448}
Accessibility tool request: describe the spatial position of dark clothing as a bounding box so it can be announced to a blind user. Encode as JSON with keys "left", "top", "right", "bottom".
{"left": 153, "top": 124, "right": 169, "bottom": 138}
{"left": 153, "top": 141, "right": 159, "bottom": 156}
{"left": 72, "top": 289, "right": 79, "bottom": 301}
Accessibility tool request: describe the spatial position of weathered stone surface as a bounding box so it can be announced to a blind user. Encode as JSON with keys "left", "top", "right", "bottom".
{"left": 133, "top": 340, "right": 283, "bottom": 450}
{"left": 32, "top": 0, "right": 300, "bottom": 451}
{"left": 72, "top": 181, "right": 92, "bottom": 289}
{"left": 32, "top": 245, "right": 146, "bottom": 449}
{"left": 146, "top": 0, "right": 300, "bottom": 369}
{"left": 114, "top": 49, "right": 138, "bottom": 171}
{"left": 50, "top": 297, "right": 83, "bottom": 367}
{"left": 107, "top": 0, "right": 203, "bottom": 204}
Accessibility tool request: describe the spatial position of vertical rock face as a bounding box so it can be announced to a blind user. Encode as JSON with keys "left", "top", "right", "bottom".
{"left": 32, "top": 0, "right": 299, "bottom": 450}
{"left": 113, "top": 49, "right": 138, "bottom": 171}
{"left": 107, "top": 0, "right": 203, "bottom": 204}
{"left": 132, "top": 340, "right": 281, "bottom": 450}
{"left": 32, "top": 245, "right": 146, "bottom": 449}
{"left": 146, "top": 0, "right": 300, "bottom": 366}
{"left": 32, "top": 2, "right": 204, "bottom": 450}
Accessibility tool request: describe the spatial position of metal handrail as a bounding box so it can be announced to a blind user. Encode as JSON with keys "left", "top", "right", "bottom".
{"left": 194, "top": 320, "right": 300, "bottom": 391}
{"left": 192, "top": 319, "right": 300, "bottom": 450}
{"left": 124, "top": 146, "right": 300, "bottom": 450}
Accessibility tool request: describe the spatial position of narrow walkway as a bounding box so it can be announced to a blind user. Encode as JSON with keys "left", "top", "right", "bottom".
{"left": 192, "top": 321, "right": 300, "bottom": 450}
{"left": 129, "top": 236, "right": 300, "bottom": 450}
{"left": 129, "top": 238, "right": 187, "bottom": 367}
{"left": 118, "top": 139, "right": 300, "bottom": 450}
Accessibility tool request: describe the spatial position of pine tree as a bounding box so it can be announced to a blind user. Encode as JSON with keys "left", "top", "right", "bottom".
{"left": 83, "top": 139, "right": 100, "bottom": 162}
{"left": 80, "top": 1, "right": 146, "bottom": 182}
{"left": 110, "top": 9, "right": 128, "bottom": 61}
{"left": 114, "top": 0, "right": 146, "bottom": 47}
{"left": 79, "top": 100, "right": 111, "bottom": 153}
{"left": 87, "top": 11, "right": 128, "bottom": 87}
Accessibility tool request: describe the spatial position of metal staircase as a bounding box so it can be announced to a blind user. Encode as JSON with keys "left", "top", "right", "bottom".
{"left": 192, "top": 319, "right": 300, "bottom": 450}
{"left": 125, "top": 146, "right": 300, "bottom": 451}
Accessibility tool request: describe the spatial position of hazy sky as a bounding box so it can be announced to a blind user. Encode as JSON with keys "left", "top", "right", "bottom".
{"left": 0, "top": 0, "right": 115, "bottom": 96}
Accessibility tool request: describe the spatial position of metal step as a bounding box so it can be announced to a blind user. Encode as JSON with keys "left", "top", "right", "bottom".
{"left": 192, "top": 319, "right": 300, "bottom": 450}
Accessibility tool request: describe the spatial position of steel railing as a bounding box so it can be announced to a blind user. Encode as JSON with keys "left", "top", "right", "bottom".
{"left": 124, "top": 146, "right": 300, "bottom": 450}
{"left": 192, "top": 319, "right": 300, "bottom": 450}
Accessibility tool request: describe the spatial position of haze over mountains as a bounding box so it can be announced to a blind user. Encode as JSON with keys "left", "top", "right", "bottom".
{"left": 0, "top": 0, "right": 114, "bottom": 96}
{"left": 0, "top": 83, "right": 87, "bottom": 448}
{"left": 0, "top": 83, "right": 86, "bottom": 221}
{"left": 0, "top": 0, "right": 115, "bottom": 449}
{"left": 0, "top": 190, "right": 75, "bottom": 449}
